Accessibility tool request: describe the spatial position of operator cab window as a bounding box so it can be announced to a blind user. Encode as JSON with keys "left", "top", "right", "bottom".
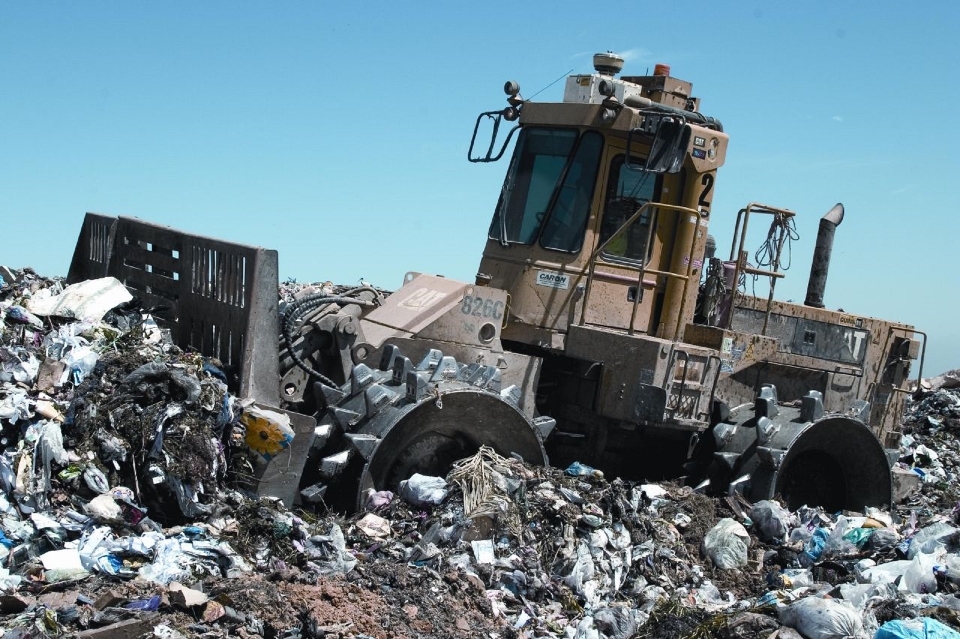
{"left": 489, "top": 128, "right": 603, "bottom": 254}
{"left": 598, "top": 156, "right": 658, "bottom": 265}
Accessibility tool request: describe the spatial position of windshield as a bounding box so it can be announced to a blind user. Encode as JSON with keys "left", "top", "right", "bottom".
{"left": 489, "top": 128, "right": 603, "bottom": 253}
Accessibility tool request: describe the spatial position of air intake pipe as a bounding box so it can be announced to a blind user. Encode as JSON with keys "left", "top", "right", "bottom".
{"left": 804, "top": 203, "right": 844, "bottom": 308}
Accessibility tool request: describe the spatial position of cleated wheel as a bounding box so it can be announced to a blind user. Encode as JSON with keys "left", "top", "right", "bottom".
{"left": 701, "top": 386, "right": 892, "bottom": 511}
{"left": 300, "top": 344, "right": 550, "bottom": 512}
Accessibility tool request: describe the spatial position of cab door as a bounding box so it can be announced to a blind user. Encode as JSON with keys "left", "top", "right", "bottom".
{"left": 581, "top": 150, "right": 672, "bottom": 333}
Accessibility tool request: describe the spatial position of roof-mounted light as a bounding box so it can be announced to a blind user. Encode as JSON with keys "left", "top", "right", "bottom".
{"left": 504, "top": 80, "right": 523, "bottom": 107}
{"left": 598, "top": 79, "right": 617, "bottom": 98}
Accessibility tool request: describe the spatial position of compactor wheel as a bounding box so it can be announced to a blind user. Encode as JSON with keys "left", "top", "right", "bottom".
{"left": 704, "top": 386, "right": 893, "bottom": 511}
{"left": 300, "top": 344, "right": 550, "bottom": 512}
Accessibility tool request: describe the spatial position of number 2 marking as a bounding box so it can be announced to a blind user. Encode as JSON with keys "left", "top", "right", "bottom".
{"left": 698, "top": 173, "right": 714, "bottom": 209}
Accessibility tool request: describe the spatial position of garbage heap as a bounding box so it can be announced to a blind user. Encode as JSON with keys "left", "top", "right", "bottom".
{"left": 1, "top": 266, "right": 960, "bottom": 639}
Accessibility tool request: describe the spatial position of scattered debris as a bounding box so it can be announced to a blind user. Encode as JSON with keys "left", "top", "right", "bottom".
{"left": 1, "top": 266, "right": 959, "bottom": 637}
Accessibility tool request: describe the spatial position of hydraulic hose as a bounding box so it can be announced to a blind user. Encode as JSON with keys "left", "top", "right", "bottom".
{"left": 281, "top": 287, "right": 380, "bottom": 389}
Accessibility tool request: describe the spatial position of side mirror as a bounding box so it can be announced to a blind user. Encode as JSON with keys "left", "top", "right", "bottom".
{"left": 625, "top": 116, "right": 691, "bottom": 174}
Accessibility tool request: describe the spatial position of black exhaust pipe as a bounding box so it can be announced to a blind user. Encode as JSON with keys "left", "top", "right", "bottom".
{"left": 804, "top": 203, "right": 844, "bottom": 308}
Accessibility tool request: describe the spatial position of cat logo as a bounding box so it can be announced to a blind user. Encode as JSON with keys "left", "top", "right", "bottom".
{"left": 398, "top": 288, "right": 447, "bottom": 311}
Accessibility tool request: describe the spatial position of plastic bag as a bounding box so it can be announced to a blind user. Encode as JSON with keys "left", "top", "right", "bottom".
{"left": 563, "top": 541, "right": 597, "bottom": 597}
{"left": 702, "top": 518, "right": 749, "bottom": 569}
{"left": 4, "top": 305, "right": 42, "bottom": 328}
{"left": 750, "top": 500, "right": 792, "bottom": 542}
{"left": 876, "top": 617, "right": 960, "bottom": 639}
{"left": 843, "top": 526, "right": 875, "bottom": 549}
{"left": 900, "top": 550, "right": 941, "bottom": 594}
{"left": 801, "top": 528, "right": 830, "bottom": 566}
{"left": 908, "top": 521, "right": 959, "bottom": 559}
{"left": 311, "top": 524, "right": 357, "bottom": 576}
{"left": 398, "top": 473, "right": 449, "bottom": 507}
{"left": 82, "top": 466, "right": 109, "bottom": 494}
{"left": 782, "top": 568, "right": 814, "bottom": 588}
{"left": 42, "top": 323, "right": 90, "bottom": 360}
{"left": 570, "top": 616, "right": 600, "bottom": 639}
{"left": 166, "top": 475, "right": 212, "bottom": 518}
{"left": 860, "top": 559, "right": 911, "bottom": 585}
{"left": 123, "top": 362, "right": 202, "bottom": 405}
{"left": 60, "top": 346, "right": 99, "bottom": 384}
{"left": 37, "top": 421, "right": 67, "bottom": 466}
{"left": 592, "top": 606, "right": 644, "bottom": 639}
{"left": 867, "top": 527, "right": 901, "bottom": 551}
{"left": 0, "top": 567, "right": 23, "bottom": 592}
{"left": 566, "top": 461, "right": 604, "bottom": 479}
{"left": 0, "top": 387, "right": 31, "bottom": 423}
{"left": 138, "top": 537, "right": 192, "bottom": 584}
{"left": 363, "top": 489, "right": 394, "bottom": 511}
{"left": 839, "top": 582, "right": 882, "bottom": 609}
{"left": 26, "top": 277, "right": 132, "bottom": 322}
{"left": 0, "top": 347, "right": 40, "bottom": 384}
{"left": 779, "top": 597, "right": 868, "bottom": 639}
{"left": 125, "top": 595, "right": 161, "bottom": 611}
{"left": 823, "top": 515, "right": 858, "bottom": 557}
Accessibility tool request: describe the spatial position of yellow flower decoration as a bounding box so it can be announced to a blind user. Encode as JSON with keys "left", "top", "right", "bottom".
{"left": 241, "top": 406, "right": 294, "bottom": 460}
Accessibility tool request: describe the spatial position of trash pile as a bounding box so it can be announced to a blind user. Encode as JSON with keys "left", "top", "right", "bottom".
{"left": 897, "top": 371, "right": 960, "bottom": 510}
{"left": 2, "top": 266, "right": 960, "bottom": 639}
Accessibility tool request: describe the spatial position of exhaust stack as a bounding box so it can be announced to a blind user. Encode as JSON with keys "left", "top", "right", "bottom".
{"left": 804, "top": 203, "right": 844, "bottom": 308}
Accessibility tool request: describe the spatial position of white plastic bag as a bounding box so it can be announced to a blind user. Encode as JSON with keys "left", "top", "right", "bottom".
{"left": 779, "top": 597, "right": 868, "bottom": 639}
{"left": 398, "top": 473, "right": 449, "bottom": 507}
{"left": 859, "top": 559, "right": 911, "bottom": 585}
{"left": 908, "top": 521, "right": 959, "bottom": 559}
{"left": 60, "top": 346, "right": 99, "bottom": 384}
{"left": 27, "top": 277, "right": 132, "bottom": 322}
{"left": 138, "top": 537, "right": 192, "bottom": 584}
{"left": 782, "top": 568, "right": 814, "bottom": 588}
{"left": 900, "top": 549, "right": 941, "bottom": 594}
{"left": 702, "top": 518, "right": 749, "bottom": 569}
{"left": 0, "top": 347, "right": 40, "bottom": 384}
{"left": 0, "top": 387, "right": 31, "bottom": 423}
{"left": 839, "top": 582, "right": 880, "bottom": 609}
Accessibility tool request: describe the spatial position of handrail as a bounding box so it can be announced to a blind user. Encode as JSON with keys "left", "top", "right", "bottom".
{"left": 726, "top": 202, "right": 796, "bottom": 334}
{"left": 669, "top": 349, "right": 691, "bottom": 412}
{"left": 576, "top": 201, "right": 703, "bottom": 338}
{"left": 666, "top": 350, "right": 721, "bottom": 421}
{"left": 885, "top": 327, "right": 927, "bottom": 393}
{"left": 861, "top": 327, "right": 926, "bottom": 439}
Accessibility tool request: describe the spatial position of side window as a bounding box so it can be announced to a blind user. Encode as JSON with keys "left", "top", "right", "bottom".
{"left": 598, "top": 156, "right": 658, "bottom": 264}
{"left": 540, "top": 132, "right": 604, "bottom": 253}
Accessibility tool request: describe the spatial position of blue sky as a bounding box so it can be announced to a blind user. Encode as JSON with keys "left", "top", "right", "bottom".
{"left": 1, "top": 2, "right": 957, "bottom": 376}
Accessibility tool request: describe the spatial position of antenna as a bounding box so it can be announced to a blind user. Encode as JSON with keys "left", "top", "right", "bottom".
{"left": 526, "top": 68, "right": 575, "bottom": 102}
